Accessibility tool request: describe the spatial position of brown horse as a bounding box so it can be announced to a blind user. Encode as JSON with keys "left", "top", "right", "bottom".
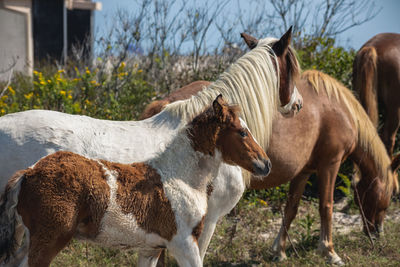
{"left": 142, "top": 73, "right": 399, "bottom": 264}
{"left": 353, "top": 33, "right": 400, "bottom": 157}
{"left": 0, "top": 96, "right": 270, "bottom": 267}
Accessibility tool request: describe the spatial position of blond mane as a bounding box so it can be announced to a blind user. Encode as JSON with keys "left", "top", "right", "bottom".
{"left": 304, "top": 70, "right": 399, "bottom": 195}
{"left": 163, "top": 41, "right": 280, "bottom": 151}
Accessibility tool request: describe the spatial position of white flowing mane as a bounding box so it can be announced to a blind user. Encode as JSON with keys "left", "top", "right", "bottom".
{"left": 163, "top": 40, "right": 280, "bottom": 150}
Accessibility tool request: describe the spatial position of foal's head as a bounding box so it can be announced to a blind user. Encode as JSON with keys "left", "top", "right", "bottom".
{"left": 188, "top": 95, "right": 271, "bottom": 176}
{"left": 241, "top": 27, "right": 302, "bottom": 117}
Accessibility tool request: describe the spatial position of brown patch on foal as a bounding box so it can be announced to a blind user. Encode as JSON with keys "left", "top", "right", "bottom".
{"left": 192, "top": 216, "right": 205, "bottom": 243}
{"left": 100, "top": 161, "right": 177, "bottom": 241}
{"left": 17, "top": 151, "right": 110, "bottom": 266}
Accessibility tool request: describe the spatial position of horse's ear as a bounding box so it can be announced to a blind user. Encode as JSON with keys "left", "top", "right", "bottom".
{"left": 240, "top": 33, "right": 259, "bottom": 50}
{"left": 391, "top": 154, "right": 400, "bottom": 172}
{"left": 272, "top": 26, "right": 293, "bottom": 56}
{"left": 213, "top": 94, "right": 228, "bottom": 122}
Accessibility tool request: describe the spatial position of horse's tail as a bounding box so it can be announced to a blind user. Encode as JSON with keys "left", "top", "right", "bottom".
{"left": 140, "top": 99, "right": 170, "bottom": 120}
{"left": 0, "top": 170, "right": 27, "bottom": 264}
{"left": 353, "top": 46, "right": 379, "bottom": 127}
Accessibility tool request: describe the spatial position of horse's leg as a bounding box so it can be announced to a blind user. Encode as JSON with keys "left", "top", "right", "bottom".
{"left": 381, "top": 107, "right": 400, "bottom": 157}
{"left": 198, "top": 164, "right": 245, "bottom": 260}
{"left": 198, "top": 215, "right": 218, "bottom": 260}
{"left": 138, "top": 249, "right": 163, "bottom": 267}
{"left": 28, "top": 227, "right": 75, "bottom": 267}
{"left": 271, "top": 172, "right": 309, "bottom": 261}
{"left": 168, "top": 236, "right": 202, "bottom": 267}
{"left": 317, "top": 160, "right": 344, "bottom": 266}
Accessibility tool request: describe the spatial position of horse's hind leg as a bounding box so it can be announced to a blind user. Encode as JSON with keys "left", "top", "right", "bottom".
{"left": 381, "top": 106, "right": 400, "bottom": 157}
{"left": 28, "top": 227, "right": 75, "bottom": 267}
{"left": 272, "top": 172, "right": 309, "bottom": 261}
{"left": 317, "top": 160, "right": 344, "bottom": 266}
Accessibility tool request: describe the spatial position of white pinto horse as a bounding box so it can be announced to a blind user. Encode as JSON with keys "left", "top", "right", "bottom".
{"left": 0, "top": 96, "right": 270, "bottom": 267}
{"left": 0, "top": 29, "right": 301, "bottom": 262}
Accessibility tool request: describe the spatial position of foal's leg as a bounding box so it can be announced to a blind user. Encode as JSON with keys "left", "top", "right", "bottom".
{"left": 24, "top": 207, "right": 78, "bottom": 267}
{"left": 381, "top": 107, "right": 400, "bottom": 157}
{"left": 28, "top": 227, "right": 75, "bottom": 267}
{"left": 168, "top": 236, "right": 202, "bottom": 267}
{"left": 272, "top": 173, "right": 309, "bottom": 261}
{"left": 317, "top": 160, "right": 344, "bottom": 266}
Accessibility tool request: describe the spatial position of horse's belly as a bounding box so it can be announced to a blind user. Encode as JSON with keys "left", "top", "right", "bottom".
{"left": 93, "top": 210, "right": 167, "bottom": 249}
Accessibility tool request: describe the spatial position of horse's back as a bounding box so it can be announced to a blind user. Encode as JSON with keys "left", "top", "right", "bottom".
{"left": 363, "top": 33, "right": 400, "bottom": 87}
{"left": 0, "top": 109, "right": 177, "bottom": 190}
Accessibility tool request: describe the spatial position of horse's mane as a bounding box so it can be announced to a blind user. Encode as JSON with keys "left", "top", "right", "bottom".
{"left": 163, "top": 41, "right": 280, "bottom": 150}
{"left": 304, "top": 70, "right": 399, "bottom": 195}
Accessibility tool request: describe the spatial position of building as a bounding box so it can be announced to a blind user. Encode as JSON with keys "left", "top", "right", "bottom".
{"left": 0, "top": 0, "right": 101, "bottom": 80}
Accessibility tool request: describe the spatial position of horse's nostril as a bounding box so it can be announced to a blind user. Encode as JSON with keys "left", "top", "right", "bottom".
{"left": 267, "top": 159, "right": 272, "bottom": 169}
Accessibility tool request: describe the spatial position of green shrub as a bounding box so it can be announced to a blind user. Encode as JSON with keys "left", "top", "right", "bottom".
{"left": 297, "top": 36, "right": 356, "bottom": 88}
{"left": 0, "top": 62, "right": 155, "bottom": 120}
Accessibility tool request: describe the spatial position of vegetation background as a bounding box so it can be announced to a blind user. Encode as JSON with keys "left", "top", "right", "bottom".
{"left": 0, "top": 0, "right": 399, "bottom": 265}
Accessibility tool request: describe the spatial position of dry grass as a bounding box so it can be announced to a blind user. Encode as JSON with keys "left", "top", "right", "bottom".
{"left": 51, "top": 200, "right": 400, "bottom": 266}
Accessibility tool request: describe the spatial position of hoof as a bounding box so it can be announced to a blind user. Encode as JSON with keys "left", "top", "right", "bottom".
{"left": 328, "top": 254, "right": 344, "bottom": 266}
{"left": 272, "top": 252, "right": 287, "bottom": 262}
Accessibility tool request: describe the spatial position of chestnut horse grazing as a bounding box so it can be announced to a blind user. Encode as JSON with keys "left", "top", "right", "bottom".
{"left": 353, "top": 33, "right": 400, "bottom": 156}
{"left": 0, "top": 27, "right": 301, "bottom": 193}
{"left": 0, "top": 96, "right": 270, "bottom": 267}
{"left": 142, "top": 70, "right": 399, "bottom": 265}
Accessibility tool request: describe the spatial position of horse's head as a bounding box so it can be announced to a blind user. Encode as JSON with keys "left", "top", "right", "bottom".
{"left": 188, "top": 95, "right": 271, "bottom": 176}
{"left": 355, "top": 155, "right": 400, "bottom": 237}
{"left": 241, "top": 27, "right": 303, "bottom": 117}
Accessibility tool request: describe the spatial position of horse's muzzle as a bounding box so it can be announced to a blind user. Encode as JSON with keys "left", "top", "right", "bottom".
{"left": 252, "top": 158, "right": 271, "bottom": 176}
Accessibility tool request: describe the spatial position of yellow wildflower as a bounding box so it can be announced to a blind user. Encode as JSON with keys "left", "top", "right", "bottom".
{"left": 90, "top": 80, "right": 97, "bottom": 85}
{"left": 8, "top": 86, "right": 15, "bottom": 95}
{"left": 1, "top": 95, "right": 8, "bottom": 100}
{"left": 58, "top": 69, "right": 65, "bottom": 73}
{"left": 1, "top": 109, "right": 5, "bottom": 114}
{"left": 24, "top": 92, "right": 33, "bottom": 100}
{"left": 85, "top": 99, "right": 90, "bottom": 105}
{"left": 47, "top": 79, "right": 51, "bottom": 83}
{"left": 60, "top": 90, "right": 66, "bottom": 96}
{"left": 138, "top": 69, "right": 143, "bottom": 73}
{"left": 120, "top": 62, "right": 126, "bottom": 68}
{"left": 85, "top": 67, "right": 91, "bottom": 75}
{"left": 33, "top": 70, "right": 39, "bottom": 75}
{"left": 40, "top": 81, "right": 46, "bottom": 85}
{"left": 68, "top": 95, "right": 72, "bottom": 100}
{"left": 258, "top": 199, "right": 268, "bottom": 206}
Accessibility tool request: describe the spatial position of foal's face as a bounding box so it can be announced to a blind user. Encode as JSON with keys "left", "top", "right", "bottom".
{"left": 213, "top": 96, "right": 271, "bottom": 176}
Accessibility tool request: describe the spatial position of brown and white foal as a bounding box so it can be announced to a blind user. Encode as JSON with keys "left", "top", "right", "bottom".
{"left": 0, "top": 95, "right": 270, "bottom": 267}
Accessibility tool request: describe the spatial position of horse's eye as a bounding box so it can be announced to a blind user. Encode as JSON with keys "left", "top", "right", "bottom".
{"left": 239, "top": 130, "right": 248, "bottom": 137}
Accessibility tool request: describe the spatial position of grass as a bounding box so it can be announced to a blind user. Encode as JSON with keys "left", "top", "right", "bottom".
{"left": 51, "top": 200, "right": 400, "bottom": 266}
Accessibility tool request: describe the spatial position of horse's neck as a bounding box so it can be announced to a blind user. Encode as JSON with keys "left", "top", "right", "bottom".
{"left": 148, "top": 133, "right": 221, "bottom": 193}
{"left": 350, "top": 145, "right": 379, "bottom": 182}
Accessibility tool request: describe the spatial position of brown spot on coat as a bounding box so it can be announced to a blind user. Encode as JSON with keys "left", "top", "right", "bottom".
{"left": 206, "top": 183, "right": 214, "bottom": 198}
{"left": 192, "top": 216, "right": 205, "bottom": 243}
{"left": 16, "top": 151, "right": 110, "bottom": 266}
{"left": 100, "top": 161, "right": 177, "bottom": 241}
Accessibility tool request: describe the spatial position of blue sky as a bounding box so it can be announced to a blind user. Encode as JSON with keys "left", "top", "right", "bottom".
{"left": 94, "top": 0, "right": 400, "bottom": 50}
